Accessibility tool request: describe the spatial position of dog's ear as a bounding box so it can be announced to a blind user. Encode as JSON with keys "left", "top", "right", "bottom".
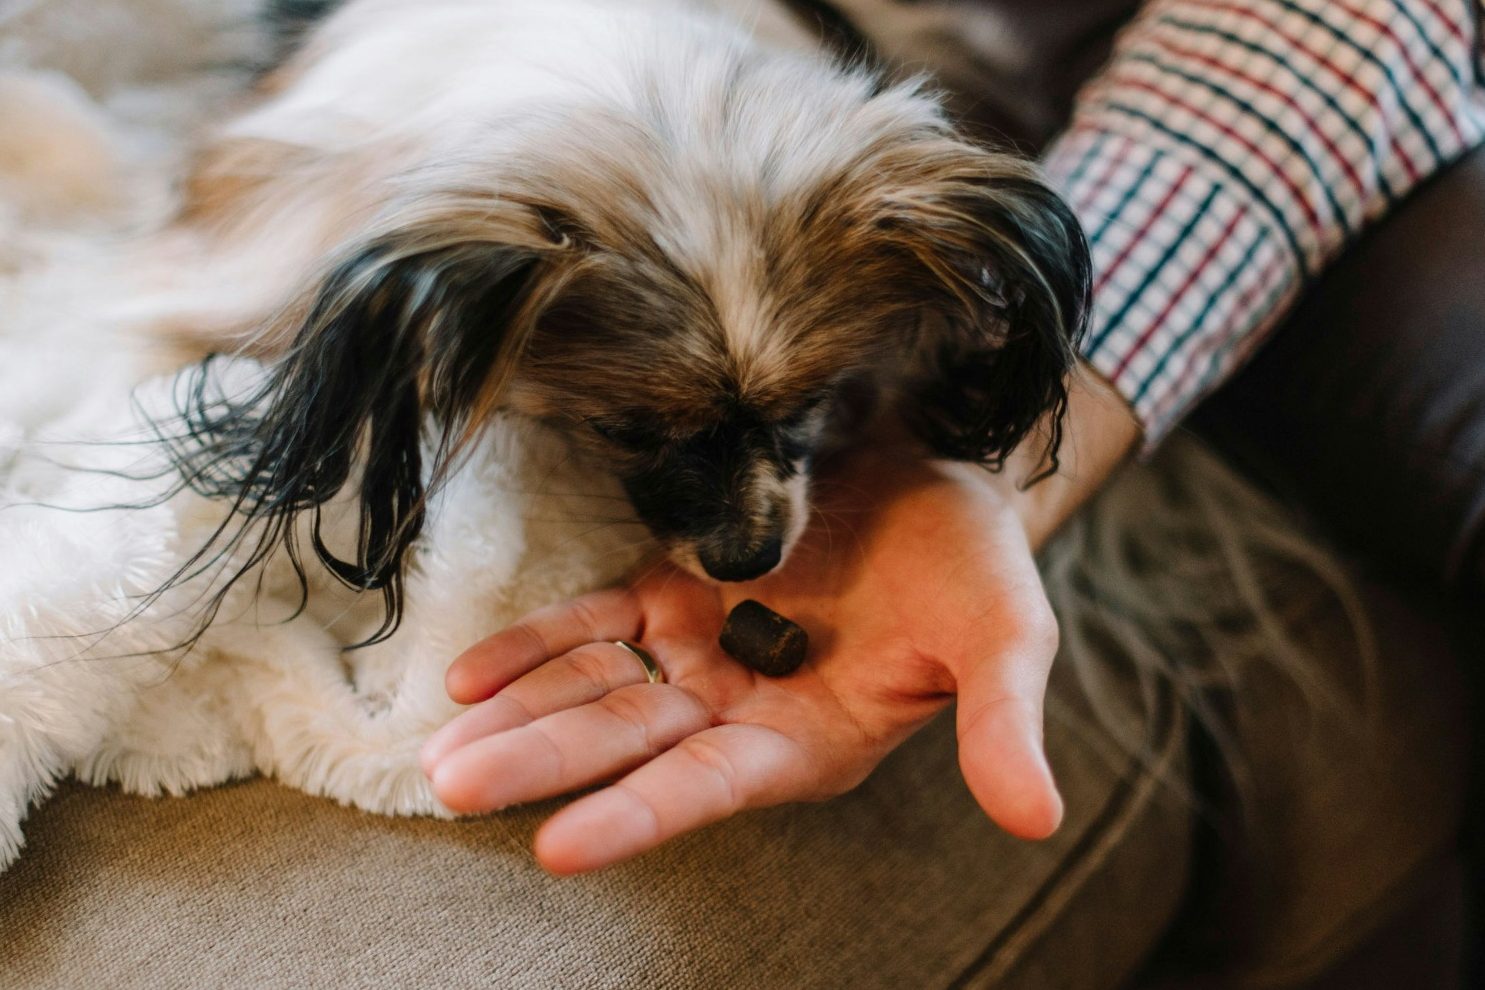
{"left": 884, "top": 154, "right": 1091, "bottom": 479}
{"left": 165, "top": 237, "right": 553, "bottom": 643}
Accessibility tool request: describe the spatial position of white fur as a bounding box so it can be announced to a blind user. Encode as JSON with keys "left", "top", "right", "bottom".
{"left": 0, "top": 2, "right": 656, "bottom": 868}
{"left": 0, "top": 321, "right": 649, "bottom": 868}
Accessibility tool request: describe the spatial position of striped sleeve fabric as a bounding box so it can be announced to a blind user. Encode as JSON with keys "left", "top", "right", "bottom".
{"left": 1041, "top": 0, "right": 1485, "bottom": 445}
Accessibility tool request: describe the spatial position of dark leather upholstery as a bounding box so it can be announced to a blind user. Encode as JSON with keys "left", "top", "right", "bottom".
{"left": 1196, "top": 147, "right": 1485, "bottom": 599}
{"left": 929, "top": 0, "right": 1144, "bottom": 149}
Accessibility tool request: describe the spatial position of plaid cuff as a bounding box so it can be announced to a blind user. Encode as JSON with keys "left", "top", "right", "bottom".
{"left": 1045, "top": 0, "right": 1485, "bottom": 445}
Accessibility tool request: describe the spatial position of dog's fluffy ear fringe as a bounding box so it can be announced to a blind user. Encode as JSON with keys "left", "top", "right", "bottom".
{"left": 155, "top": 238, "right": 546, "bottom": 646}
{"left": 897, "top": 171, "right": 1092, "bottom": 482}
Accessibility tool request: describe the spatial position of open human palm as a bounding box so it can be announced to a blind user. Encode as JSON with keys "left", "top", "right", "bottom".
{"left": 421, "top": 450, "right": 1064, "bottom": 874}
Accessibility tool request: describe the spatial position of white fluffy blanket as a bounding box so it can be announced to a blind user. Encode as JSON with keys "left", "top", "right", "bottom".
{"left": 0, "top": 0, "right": 649, "bottom": 868}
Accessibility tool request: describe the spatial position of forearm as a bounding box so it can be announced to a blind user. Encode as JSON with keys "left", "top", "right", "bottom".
{"left": 1043, "top": 0, "right": 1485, "bottom": 445}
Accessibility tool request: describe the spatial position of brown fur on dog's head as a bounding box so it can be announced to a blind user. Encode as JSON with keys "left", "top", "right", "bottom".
{"left": 162, "top": 49, "right": 1088, "bottom": 640}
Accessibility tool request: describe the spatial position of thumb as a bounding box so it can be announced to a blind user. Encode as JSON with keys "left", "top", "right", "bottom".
{"left": 955, "top": 636, "right": 1063, "bottom": 840}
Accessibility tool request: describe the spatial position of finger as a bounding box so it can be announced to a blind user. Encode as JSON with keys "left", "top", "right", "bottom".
{"left": 445, "top": 588, "right": 644, "bottom": 704}
{"left": 955, "top": 628, "right": 1062, "bottom": 841}
{"left": 429, "top": 683, "right": 709, "bottom": 814}
{"left": 421, "top": 642, "right": 653, "bottom": 773}
{"left": 533, "top": 723, "right": 807, "bottom": 875}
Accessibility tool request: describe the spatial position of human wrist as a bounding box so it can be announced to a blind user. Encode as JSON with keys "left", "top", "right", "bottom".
{"left": 836, "top": 362, "right": 1141, "bottom": 548}
{"left": 999, "top": 362, "right": 1142, "bottom": 549}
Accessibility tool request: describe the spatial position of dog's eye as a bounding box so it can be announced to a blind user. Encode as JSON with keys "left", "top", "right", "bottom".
{"left": 588, "top": 418, "right": 666, "bottom": 451}
{"left": 774, "top": 396, "right": 831, "bottom": 463}
{"left": 776, "top": 394, "right": 830, "bottom": 435}
{"left": 777, "top": 434, "right": 811, "bottom": 464}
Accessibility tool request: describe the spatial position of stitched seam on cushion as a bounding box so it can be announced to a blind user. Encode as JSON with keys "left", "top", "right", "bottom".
{"left": 944, "top": 680, "right": 1185, "bottom": 990}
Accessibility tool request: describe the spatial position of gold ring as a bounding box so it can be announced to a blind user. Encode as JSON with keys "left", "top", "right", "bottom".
{"left": 613, "top": 640, "right": 665, "bottom": 684}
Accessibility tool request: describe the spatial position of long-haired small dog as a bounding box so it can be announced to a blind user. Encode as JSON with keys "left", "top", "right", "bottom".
{"left": 148, "top": 0, "right": 1090, "bottom": 641}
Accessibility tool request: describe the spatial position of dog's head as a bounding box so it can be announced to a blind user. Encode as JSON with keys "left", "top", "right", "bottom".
{"left": 170, "top": 63, "right": 1088, "bottom": 637}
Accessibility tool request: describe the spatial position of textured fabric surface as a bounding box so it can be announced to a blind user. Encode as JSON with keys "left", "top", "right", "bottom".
{"left": 1146, "top": 572, "right": 1473, "bottom": 986}
{"left": 1198, "top": 145, "right": 1485, "bottom": 599}
{"left": 1045, "top": 0, "right": 1485, "bottom": 442}
{"left": 0, "top": 650, "right": 1190, "bottom": 990}
{"left": 1034, "top": 434, "right": 1475, "bottom": 985}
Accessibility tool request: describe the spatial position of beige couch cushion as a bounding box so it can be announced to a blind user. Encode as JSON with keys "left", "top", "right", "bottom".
{"left": 0, "top": 650, "right": 1190, "bottom": 990}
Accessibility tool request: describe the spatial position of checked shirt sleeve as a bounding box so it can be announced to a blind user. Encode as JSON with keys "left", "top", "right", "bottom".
{"left": 1041, "top": 0, "right": 1485, "bottom": 445}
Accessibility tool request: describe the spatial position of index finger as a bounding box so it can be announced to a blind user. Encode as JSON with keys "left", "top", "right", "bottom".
{"left": 446, "top": 588, "right": 644, "bottom": 704}
{"left": 533, "top": 723, "right": 810, "bottom": 875}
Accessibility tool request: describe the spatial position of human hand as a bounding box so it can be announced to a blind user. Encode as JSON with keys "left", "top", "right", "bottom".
{"left": 420, "top": 443, "right": 1067, "bottom": 874}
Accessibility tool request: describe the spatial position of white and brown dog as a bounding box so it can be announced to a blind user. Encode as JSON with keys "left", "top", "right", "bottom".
{"left": 0, "top": 0, "right": 1088, "bottom": 867}
{"left": 144, "top": 0, "right": 1090, "bottom": 641}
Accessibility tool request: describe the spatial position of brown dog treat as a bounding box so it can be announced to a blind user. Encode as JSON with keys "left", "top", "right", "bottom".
{"left": 719, "top": 599, "right": 809, "bottom": 677}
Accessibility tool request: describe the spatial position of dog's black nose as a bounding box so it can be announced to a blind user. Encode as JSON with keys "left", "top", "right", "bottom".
{"left": 698, "top": 537, "right": 783, "bottom": 582}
